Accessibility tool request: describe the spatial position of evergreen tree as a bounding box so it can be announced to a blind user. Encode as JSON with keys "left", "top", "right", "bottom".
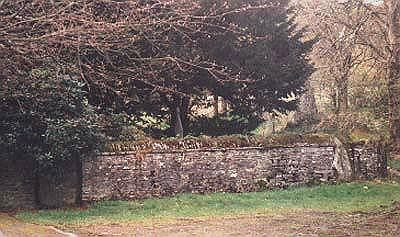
{"left": 199, "top": 0, "right": 314, "bottom": 118}
{"left": 0, "top": 0, "right": 314, "bottom": 139}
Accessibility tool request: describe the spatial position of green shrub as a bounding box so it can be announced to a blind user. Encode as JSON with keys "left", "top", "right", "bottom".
{"left": 102, "top": 113, "right": 148, "bottom": 142}
{"left": 0, "top": 75, "right": 106, "bottom": 170}
{"left": 186, "top": 114, "right": 261, "bottom": 137}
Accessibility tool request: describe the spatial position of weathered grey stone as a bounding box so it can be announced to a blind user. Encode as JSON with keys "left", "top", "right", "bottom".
{"left": 332, "top": 137, "right": 353, "bottom": 181}
{"left": 0, "top": 140, "right": 387, "bottom": 210}
{"left": 81, "top": 143, "right": 385, "bottom": 202}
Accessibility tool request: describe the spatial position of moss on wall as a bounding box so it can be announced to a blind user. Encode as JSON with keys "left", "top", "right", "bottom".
{"left": 105, "top": 133, "right": 335, "bottom": 153}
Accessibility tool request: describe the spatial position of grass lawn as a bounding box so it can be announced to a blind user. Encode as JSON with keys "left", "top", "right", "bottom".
{"left": 16, "top": 182, "right": 400, "bottom": 227}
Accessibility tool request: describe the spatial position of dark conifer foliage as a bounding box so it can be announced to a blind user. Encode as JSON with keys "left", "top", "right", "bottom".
{"left": 0, "top": 0, "right": 314, "bottom": 163}
{"left": 199, "top": 0, "right": 314, "bottom": 117}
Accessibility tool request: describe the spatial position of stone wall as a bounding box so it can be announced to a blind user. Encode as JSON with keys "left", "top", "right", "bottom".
{"left": 0, "top": 141, "right": 387, "bottom": 210}
{"left": 82, "top": 143, "right": 385, "bottom": 202}
{"left": 37, "top": 158, "right": 81, "bottom": 208}
{"left": 0, "top": 159, "right": 36, "bottom": 210}
{"left": 350, "top": 145, "right": 387, "bottom": 179}
{"left": 0, "top": 158, "right": 80, "bottom": 210}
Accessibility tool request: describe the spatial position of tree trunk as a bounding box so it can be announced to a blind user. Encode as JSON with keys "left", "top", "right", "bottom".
{"left": 180, "top": 97, "right": 191, "bottom": 134}
{"left": 386, "top": 0, "right": 400, "bottom": 142}
{"left": 213, "top": 94, "right": 219, "bottom": 117}
{"left": 174, "top": 105, "right": 184, "bottom": 138}
{"left": 337, "top": 76, "right": 348, "bottom": 113}
{"left": 220, "top": 97, "right": 227, "bottom": 114}
{"left": 293, "top": 80, "right": 319, "bottom": 125}
{"left": 337, "top": 53, "right": 353, "bottom": 114}
{"left": 169, "top": 96, "right": 190, "bottom": 138}
{"left": 330, "top": 88, "right": 338, "bottom": 113}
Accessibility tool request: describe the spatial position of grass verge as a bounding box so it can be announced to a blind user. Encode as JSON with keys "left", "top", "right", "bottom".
{"left": 16, "top": 182, "right": 400, "bottom": 227}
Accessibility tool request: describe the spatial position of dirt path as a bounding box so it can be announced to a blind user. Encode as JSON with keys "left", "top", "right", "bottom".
{"left": 75, "top": 208, "right": 400, "bottom": 237}
{"left": 2, "top": 207, "right": 400, "bottom": 237}
{"left": 0, "top": 213, "right": 74, "bottom": 237}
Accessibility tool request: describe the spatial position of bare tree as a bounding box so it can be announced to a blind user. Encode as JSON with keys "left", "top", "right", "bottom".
{"left": 384, "top": 0, "right": 400, "bottom": 142}
{"left": 0, "top": 0, "right": 280, "bottom": 136}
{"left": 295, "top": 0, "right": 395, "bottom": 134}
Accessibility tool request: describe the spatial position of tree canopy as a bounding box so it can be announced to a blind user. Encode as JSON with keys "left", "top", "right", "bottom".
{"left": 0, "top": 0, "right": 313, "bottom": 165}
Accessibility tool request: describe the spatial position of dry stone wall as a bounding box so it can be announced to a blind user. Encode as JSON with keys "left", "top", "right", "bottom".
{"left": 350, "top": 145, "right": 387, "bottom": 179}
{"left": 82, "top": 143, "right": 384, "bottom": 202}
{"left": 0, "top": 159, "right": 36, "bottom": 210}
{"left": 0, "top": 140, "right": 387, "bottom": 210}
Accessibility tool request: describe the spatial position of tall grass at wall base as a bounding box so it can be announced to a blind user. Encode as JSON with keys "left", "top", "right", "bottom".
{"left": 16, "top": 182, "right": 400, "bottom": 227}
